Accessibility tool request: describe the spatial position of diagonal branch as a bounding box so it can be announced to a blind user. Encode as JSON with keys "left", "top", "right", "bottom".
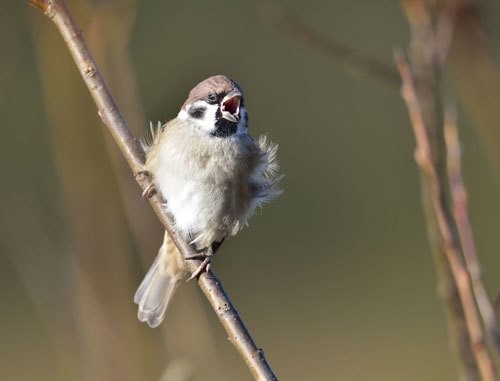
{"left": 28, "top": 1, "right": 278, "bottom": 380}
{"left": 261, "top": 4, "right": 400, "bottom": 88}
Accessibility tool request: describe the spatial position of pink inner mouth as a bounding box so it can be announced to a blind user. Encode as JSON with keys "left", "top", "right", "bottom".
{"left": 222, "top": 96, "right": 240, "bottom": 115}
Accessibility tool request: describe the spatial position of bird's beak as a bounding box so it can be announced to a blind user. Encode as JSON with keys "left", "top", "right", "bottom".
{"left": 221, "top": 90, "right": 242, "bottom": 123}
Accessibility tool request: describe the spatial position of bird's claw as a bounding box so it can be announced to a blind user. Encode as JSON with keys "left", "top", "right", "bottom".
{"left": 135, "top": 170, "right": 157, "bottom": 198}
{"left": 142, "top": 183, "right": 157, "bottom": 198}
{"left": 186, "top": 250, "right": 214, "bottom": 281}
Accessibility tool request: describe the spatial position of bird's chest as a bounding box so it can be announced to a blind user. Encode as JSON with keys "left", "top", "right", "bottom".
{"left": 149, "top": 134, "right": 256, "bottom": 236}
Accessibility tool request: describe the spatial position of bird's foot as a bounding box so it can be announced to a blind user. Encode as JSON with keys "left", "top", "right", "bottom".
{"left": 135, "top": 170, "right": 157, "bottom": 198}
{"left": 142, "top": 182, "right": 157, "bottom": 198}
{"left": 185, "top": 248, "right": 214, "bottom": 281}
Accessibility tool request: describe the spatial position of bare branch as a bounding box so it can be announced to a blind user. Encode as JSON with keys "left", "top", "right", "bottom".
{"left": 444, "top": 107, "right": 500, "bottom": 352}
{"left": 395, "top": 52, "right": 496, "bottom": 381}
{"left": 28, "top": 0, "right": 278, "bottom": 380}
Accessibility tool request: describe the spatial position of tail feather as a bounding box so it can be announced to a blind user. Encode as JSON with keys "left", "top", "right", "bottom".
{"left": 134, "top": 233, "right": 184, "bottom": 328}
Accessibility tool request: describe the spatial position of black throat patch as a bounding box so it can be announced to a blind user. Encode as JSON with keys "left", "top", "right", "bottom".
{"left": 212, "top": 114, "right": 237, "bottom": 138}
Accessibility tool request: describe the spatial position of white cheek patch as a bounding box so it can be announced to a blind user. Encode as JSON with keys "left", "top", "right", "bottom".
{"left": 178, "top": 100, "right": 219, "bottom": 134}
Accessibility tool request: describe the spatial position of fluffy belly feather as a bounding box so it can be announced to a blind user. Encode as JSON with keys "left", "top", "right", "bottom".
{"left": 149, "top": 135, "right": 254, "bottom": 248}
{"left": 145, "top": 123, "right": 280, "bottom": 250}
{"left": 155, "top": 170, "right": 248, "bottom": 248}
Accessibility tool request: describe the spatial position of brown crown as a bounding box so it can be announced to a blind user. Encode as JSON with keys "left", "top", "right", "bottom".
{"left": 182, "top": 75, "right": 242, "bottom": 108}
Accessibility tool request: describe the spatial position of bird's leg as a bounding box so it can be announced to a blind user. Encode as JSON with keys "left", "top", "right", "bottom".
{"left": 185, "top": 246, "right": 214, "bottom": 281}
{"left": 142, "top": 183, "right": 157, "bottom": 199}
{"left": 186, "top": 246, "right": 213, "bottom": 278}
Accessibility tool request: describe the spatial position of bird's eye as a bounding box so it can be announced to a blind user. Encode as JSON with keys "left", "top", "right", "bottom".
{"left": 206, "top": 93, "right": 218, "bottom": 104}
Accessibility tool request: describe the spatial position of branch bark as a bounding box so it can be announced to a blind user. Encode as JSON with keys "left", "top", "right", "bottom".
{"left": 28, "top": 1, "right": 278, "bottom": 380}
{"left": 444, "top": 108, "right": 500, "bottom": 353}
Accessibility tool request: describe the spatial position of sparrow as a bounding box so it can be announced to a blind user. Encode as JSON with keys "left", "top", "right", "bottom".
{"left": 134, "top": 75, "right": 282, "bottom": 328}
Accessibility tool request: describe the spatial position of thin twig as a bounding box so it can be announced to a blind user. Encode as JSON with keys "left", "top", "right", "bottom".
{"left": 261, "top": 4, "right": 400, "bottom": 88}
{"left": 28, "top": 1, "right": 278, "bottom": 380}
{"left": 395, "top": 52, "right": 496, "bottom": 381}
{"left": 444, "top": 107, "right": 500, "bottom": 352}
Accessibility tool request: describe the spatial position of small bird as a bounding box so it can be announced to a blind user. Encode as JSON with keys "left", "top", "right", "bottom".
{"left": 134, "top": 75, "right": 282, "bottom": 328}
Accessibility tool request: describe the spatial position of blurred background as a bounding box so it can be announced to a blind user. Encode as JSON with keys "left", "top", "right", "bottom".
{"left": 2, "top": 0, "right": 500, "bottom": 380}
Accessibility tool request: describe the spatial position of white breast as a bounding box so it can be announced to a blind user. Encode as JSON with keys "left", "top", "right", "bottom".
{"left": 147, "top": 122, "right": 247, "bottom": 248}
{"left": 145, "top": 119, "right": 282, "bottom": 249}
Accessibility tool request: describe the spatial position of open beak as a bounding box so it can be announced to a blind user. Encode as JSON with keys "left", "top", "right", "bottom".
{"left": 221, "top": 89, "right": 241, "bottom": 123}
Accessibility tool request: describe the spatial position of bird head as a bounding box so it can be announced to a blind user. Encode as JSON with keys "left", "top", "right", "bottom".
{"left": 178, "top": 75, "right": 248, "bottom": 138}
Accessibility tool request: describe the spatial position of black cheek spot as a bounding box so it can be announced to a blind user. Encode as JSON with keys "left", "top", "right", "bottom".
{"left": 189, "top": 106, "right": 206, "bottom": 119}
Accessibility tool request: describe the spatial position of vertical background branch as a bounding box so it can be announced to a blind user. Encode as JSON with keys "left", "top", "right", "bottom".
{"left": 396, "top": 53, "right": 496, "bottom": 381}
{"left": 445, "top": 108, "right": 500, "bottom": 353}
{"left": 398, "top": 1, "right": 477, "bottom": 377}
{"left": 397, "top": 1, "right": 499, "bottom": 380}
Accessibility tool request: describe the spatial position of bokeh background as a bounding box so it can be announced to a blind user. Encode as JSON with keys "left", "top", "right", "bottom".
{"left": 2, "top": 1, "right": 500, "bottom": 380}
